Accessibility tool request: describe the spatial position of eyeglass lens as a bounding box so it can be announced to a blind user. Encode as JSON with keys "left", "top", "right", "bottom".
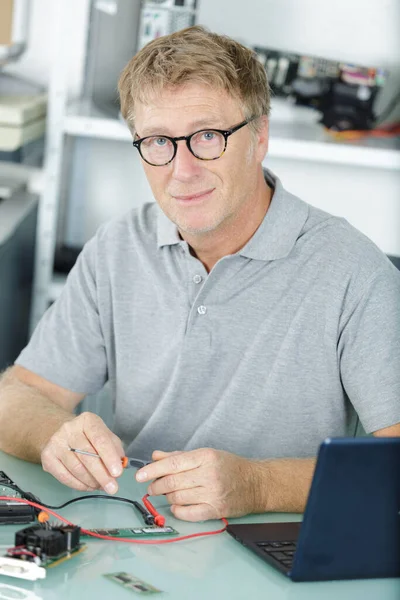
{"left": 140, "top": 130, "right": 225, "bottom": 165}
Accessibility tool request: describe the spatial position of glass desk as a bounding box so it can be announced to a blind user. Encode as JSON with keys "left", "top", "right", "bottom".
{"left": 0, "top": 451, "right": 399, "bottom": 599}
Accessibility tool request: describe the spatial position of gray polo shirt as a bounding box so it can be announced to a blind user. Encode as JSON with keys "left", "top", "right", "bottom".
{"left": 16, "top": 170, "right": 400, "bottom": 460}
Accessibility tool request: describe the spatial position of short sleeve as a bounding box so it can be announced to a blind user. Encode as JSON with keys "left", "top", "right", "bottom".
{"left": 338, "top": 264, "right": 400, "bottom": 433}
{"left": 15, "top": 237, "right": 107, "bottom": 394}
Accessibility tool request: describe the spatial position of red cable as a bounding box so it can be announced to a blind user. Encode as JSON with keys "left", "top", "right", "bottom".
{"left": 142, "top": 493, "right": 165, "bottom": 526}
{"left": 0, "top": 496, "right": 228, "bottom": 545}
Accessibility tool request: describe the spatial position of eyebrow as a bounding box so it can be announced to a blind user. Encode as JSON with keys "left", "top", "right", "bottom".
{"left": 139, "top": 118, "right": 224, "bottom": 138}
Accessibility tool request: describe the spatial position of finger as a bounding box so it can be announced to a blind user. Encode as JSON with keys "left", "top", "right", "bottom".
{"left": 170, "top": 502, "right": 216, "bottom": 522}
{"left": 148, "top": 470, "right": 202, "bottom": 496}
{"left": 70, "top": 439, "right": 118, "bottom": 494}
{"left": 42, "top": 439, "right": 100, "bottom": 490}
{"left": 136, "top": 450, "right": 201, "bottom": 483}
{"left": 164, "top": 487, "right": 205, "bottom": 506}
{"left": 152, "top": 450, "right": 183, "bottom": 461}
{"left": 111, "top": 432, "right": 125, "bottom": 458}
{"left": 44, "top": 457, "right": 100, "bottom": 492}
{"left": 58, "top": 422, "right": 120, "bottom": 493}
{"left": 62, "top": 445, "right": 117, "bottom": 493}
{"left": 81, "top": 413, "right": 125, "bottom": 478}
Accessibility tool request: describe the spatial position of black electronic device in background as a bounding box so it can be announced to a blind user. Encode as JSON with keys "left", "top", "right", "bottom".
{"left": 254, "top": 46, "right": 387, "bottom": 131}
{"left": 0, "top": 192, "right": 38, "bottom": 371}
{"left": 0, "top": 471, "right": 36, "bottom": 524}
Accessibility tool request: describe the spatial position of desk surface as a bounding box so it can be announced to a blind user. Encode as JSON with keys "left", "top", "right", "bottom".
{"left": 0, "top": 451, "right": 399, "bottom": 600}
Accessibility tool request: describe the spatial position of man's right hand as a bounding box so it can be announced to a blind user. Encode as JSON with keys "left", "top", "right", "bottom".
{"left": 41, "top": 412, "right": 125, "bottom": 494}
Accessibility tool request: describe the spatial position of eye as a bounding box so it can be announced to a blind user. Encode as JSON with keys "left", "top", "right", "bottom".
{"left": 154, "top": 137, "right": 168, "bottom": 147}
{"left": 202, "top": 131, "right": 216, "bottom": 141}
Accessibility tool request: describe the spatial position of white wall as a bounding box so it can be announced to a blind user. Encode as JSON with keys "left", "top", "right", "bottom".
{"left": 198, "top": 0, "right": 400, "bottom": 67}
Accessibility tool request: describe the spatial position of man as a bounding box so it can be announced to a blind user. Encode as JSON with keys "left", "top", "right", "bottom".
{"left": 0, "top": 26, "right": 399, "bottom": 523}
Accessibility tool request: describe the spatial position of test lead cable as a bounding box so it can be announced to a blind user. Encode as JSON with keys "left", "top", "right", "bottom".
{"left": 0, "top": 496, "right": 228, "bottom": 545}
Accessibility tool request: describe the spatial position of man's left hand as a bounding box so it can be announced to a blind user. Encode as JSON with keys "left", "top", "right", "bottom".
{"left": 135, "top": 448, "right": 262, "bottom": 522}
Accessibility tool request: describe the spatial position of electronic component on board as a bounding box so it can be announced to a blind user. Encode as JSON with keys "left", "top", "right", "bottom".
{"left": 14, "top": 524, "right": 82, "bottom": 563}
{"left": 1, "top": 523, "right": 85, "bottom": 580}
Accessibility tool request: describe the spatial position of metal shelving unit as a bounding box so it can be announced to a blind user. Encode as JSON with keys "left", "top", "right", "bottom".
{"left": 64, "top": 99, "right": 131, "bottom": 141}
{"left": 64, "top": 96, "right": 400, "bottom": 169}
{"left": 29, "top": 0, "right": 77, "bottom": 331}
{"left": 31, "top": 1, "right": 400, "bottom": 319}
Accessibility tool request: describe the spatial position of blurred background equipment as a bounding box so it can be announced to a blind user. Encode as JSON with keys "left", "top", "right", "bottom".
{"left": 254, "top": 46, "right": 388, "bottom": 132}
{"left": 0, "top": 0, "right": 46, "bottom": 167}
{"left": 0, "top": 0, "right": 40, "bottom": 370}
{"left": 0, "top": 0, "right": 29, "bottom": 66}
{"left": 137, "top": 0, "right": 197, "bottom": 50}
{"left": 0, "top": 184, "right": 38, "bottom": 371}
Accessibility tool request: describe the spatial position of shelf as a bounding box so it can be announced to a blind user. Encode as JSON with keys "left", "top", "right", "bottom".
{"left": 0, "top": 162, "right": 45, "bottom": 195}
{"left": 63, "top": 98, "right": 400, "bottom": 170}
{"left": 268, "top": 119, "right": 400, "bottom": 170}
{"left": 64, "top": 99, "right": 131, "bottom": 141}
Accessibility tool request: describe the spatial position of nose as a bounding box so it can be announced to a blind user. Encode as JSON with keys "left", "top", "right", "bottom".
{"left": 171, "top": 139, "right": 202, "bottom": 181}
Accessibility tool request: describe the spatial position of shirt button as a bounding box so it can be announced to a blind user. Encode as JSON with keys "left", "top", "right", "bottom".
{"left": 197, "top": 305, "right": 207, "bottom": 315}
{"left": 193, "top": 274, "right": 203, "bottom": 284}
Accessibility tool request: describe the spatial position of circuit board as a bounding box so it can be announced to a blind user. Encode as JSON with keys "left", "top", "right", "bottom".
{"left": 82, "top": 526, "right": 178, "bottom": 538}
{"left": 41, "top": 544, "right": 86, "bottom": 568}
{"left": 0, "top": 471, "right": 23, "bottom": 499}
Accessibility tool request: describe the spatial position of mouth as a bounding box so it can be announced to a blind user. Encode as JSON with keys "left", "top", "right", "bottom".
{"left": 172, "top": 188, "right": 215, "bottom": 203}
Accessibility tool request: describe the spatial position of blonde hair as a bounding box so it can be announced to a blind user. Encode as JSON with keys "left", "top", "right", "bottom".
{"left": 118, "top": 25, "right": 270, "bottom": 135}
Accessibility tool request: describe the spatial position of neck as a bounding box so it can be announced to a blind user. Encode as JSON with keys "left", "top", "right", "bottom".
{"left": 180, "top": 172, "right": 272, "bottom": 272}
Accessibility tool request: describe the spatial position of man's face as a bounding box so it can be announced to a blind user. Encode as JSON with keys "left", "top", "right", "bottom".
{"left": 134, "top": 83, "right": 268, "bottom": 237}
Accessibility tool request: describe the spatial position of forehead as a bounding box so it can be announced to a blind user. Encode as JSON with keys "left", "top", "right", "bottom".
{"left": 135, "top": 83, "right": 243, "bottom": 135}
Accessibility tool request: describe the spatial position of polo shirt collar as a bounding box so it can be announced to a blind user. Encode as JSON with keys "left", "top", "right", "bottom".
{"left": 239, "top": 169, "right": 309, "bottom": 261}
{"left": 157, "top": 168, "right": 309, "bottom": 261}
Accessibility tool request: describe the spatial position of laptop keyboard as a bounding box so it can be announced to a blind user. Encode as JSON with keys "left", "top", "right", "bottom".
{"left": 255, "top": 540, "right": 297, "bottom": 570}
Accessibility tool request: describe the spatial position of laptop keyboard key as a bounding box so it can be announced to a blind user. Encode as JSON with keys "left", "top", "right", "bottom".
{"left": 270, "top": 542, "right": 285, "bottom": 548}
{"left": 257, "top": 542, "right": 274, "bottom": 547}
{"left": 270, "top": 551, "right": 288, "bottom": 561}
{"left": 281, "top": 559, "right": 293, "bottom": 568}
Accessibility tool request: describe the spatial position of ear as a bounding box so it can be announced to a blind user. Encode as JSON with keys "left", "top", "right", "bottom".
{"left": 255, "top": 115, "right": 269, "bottom": 162}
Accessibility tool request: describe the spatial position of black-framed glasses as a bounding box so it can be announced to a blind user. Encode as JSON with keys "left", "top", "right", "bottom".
{"left": 132, "top": 116, "right": 257, "bottom": 166}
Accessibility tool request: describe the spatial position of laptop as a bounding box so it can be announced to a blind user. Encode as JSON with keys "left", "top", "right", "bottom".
{"left": 227, "top": 437, "right": 400, "bottom": 582}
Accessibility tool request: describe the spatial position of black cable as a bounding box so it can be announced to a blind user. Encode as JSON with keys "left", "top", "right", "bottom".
{"left": 45, "top": 495, "right": 155, "bottom": 526}
{"left": 0, "top": 483, "right": 155, "bottom": 525}
{"left": 44, "top": 494, "right": 140, "bottom": 511}
{"left": 375, "top": 89, "right": 400, "bottom": 125}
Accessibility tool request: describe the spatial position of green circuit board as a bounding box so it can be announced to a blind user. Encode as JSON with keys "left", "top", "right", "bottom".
{"left": 82, "top": 526, "right": 178, "bottom": 538}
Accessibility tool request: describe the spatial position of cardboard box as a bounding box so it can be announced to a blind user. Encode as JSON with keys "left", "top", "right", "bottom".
{"left": 0, "top": 0, "right": 14, "bottom": 46}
